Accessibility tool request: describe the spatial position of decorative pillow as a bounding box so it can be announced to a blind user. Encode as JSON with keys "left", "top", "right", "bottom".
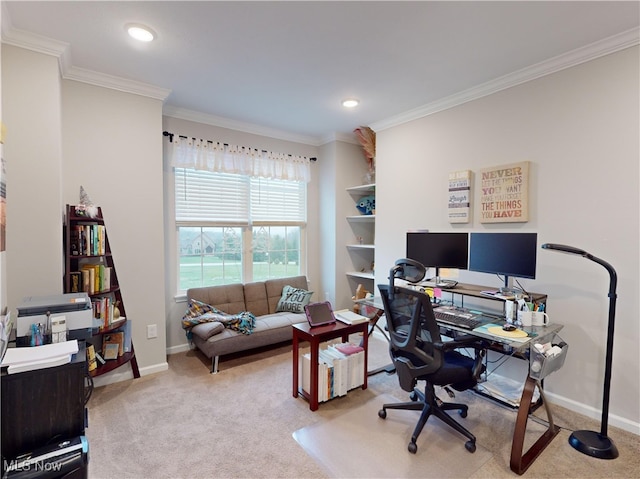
{"left": 275, "top": 285, "right": 314, "bottom": 313}
{"left": 190, "top": 321, "right": 225, "bottom": 340}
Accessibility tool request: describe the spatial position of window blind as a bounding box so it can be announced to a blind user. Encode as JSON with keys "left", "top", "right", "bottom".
{"left": 175, "top": 168, "right": 306, "bottom": 224}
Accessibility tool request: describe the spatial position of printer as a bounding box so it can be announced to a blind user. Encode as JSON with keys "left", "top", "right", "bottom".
{"left": 3, "top": 435, "right": 89, "bottom": 479}
{"left": 16, "top": 293, "right": 94, "bottom": 346}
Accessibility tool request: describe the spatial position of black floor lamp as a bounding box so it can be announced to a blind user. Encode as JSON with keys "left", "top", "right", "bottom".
{"left": 541, "top": 243, "right": 619, "bottom": 459}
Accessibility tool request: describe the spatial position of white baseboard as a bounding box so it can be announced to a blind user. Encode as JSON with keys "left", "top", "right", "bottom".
{"left": 545, "top": 390, "right": 640, "bottom": 436}
{"left": 91, "top": 360, "right": 169, "bottom": 387}
{"left": 167, "top": 342, "right": 191, "bottom": 355}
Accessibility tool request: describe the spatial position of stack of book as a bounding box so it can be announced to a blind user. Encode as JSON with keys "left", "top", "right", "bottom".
{"left": 299, "top": 342, "right": 365, "bottom": 402}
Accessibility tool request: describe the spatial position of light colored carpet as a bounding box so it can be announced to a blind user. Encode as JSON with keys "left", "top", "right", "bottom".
{"left": 86, "top": 334, "right": 640, "bottom": 478}
{"left": 293, "top": 393, "right": 493, "bottom": 478}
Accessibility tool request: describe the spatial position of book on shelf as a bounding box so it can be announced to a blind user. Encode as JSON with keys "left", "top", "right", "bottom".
{"left": 95, "top": 351, "right": 106, "bottom": 365}
{"left": 299, "top": 342, "right": 365, "bottom": 402}
{"left": 115, "top": 319, "right": 132, "bottom": 353}
{"left": 69, "top": 271, "right": 82, "bottom": 293}
{"left": 86, "top": 344, "right": 97, "bottom": 372}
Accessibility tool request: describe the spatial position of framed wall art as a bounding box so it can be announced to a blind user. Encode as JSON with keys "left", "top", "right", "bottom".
{"left": 478, "top": 161, "right": 529, "bottom": 223}
{"left": 448, "top": 170, "right": 472, "bottom": 224}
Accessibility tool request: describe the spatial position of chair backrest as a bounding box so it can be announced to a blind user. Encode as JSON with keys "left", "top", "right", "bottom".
{"left": 378, "top": 283, "right": 445, "bottom": 391}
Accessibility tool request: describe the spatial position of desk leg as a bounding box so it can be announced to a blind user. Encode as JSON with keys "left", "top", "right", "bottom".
{"left": 361, "top": 323, "right": 368, "bottom": 390}
{"left": 309, "top": 337, "right": 319, "bottom": 411}
{"left": 510, "top": 376, "right": 560, "bottom": 475}
{"left": 292, "top": 330, "right": 299, "bottom": 398}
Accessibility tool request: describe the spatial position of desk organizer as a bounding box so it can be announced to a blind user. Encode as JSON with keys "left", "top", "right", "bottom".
{"left": 529, "top": 333, "right": 568, "bottom": 380}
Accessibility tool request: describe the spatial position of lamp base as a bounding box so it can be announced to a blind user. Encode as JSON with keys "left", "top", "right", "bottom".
{"left": 569, "top": 430, "right": 619, "bottom": 459}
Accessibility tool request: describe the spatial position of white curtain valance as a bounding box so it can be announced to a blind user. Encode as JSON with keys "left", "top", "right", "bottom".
{"left": 169, "top": 135, "right": 311, "bottom": 183}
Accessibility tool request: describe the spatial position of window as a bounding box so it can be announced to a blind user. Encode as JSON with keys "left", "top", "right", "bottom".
{"left": 175, "top": 168, "right": 306, "bottom": 292}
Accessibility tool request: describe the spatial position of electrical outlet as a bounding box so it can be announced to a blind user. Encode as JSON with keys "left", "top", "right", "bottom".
{"left": 147, "top": 324, "right": 158, "bottom": 339}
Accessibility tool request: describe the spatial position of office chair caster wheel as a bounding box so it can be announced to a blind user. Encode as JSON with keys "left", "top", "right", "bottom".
{"left": 408, "top": 442, "right": 418, "bottom": 454}
{"left": 459, "top": 409, "right": 468, "bottom": 418}
{"left": 409, "top": 391, "right": 419, "bottom": 401}
{"left": 465, "top": 440, "right": 476, "bottom": 453}
{"left": 378, "top": 409, "right": 387, "bottom": 419}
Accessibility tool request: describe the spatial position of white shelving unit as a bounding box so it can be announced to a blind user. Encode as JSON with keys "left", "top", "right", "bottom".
{"left": 345, "top": 184, "right": 376, "bottom": 291}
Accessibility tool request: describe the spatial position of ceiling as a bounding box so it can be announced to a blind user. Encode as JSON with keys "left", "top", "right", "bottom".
{"left": 2, "top": 1, "right": 639, "bottom": 145}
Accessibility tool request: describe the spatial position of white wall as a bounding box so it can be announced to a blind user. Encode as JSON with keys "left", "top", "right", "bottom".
{"left": 375, "top": 46, "right": 639, "bottom": 433}
{"left": 317, "top": 139, "right": 367, "bottom": 310}
{"left": 0, "top": 7, "right": 4, "bottom": 315}
{"left": 2, "top": 45, "right": 168, "bottom": 384}
{"left": 334, "top": 141, "right": 372, "bottom": 309}
{"left": 61, "top": 80, "right": 167, "bottom": 382}
{"left": 2, "top": 45, "right": 63, "bottom": 307}
{"left": 161, "top": 116, "right": 320, "bottom": 353}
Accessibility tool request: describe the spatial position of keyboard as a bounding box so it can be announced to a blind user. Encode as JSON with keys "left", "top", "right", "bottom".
{"left": 433, "top": 306, "right": 482, "bottom": 330}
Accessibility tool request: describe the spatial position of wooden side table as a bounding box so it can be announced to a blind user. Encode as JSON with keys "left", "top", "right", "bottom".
{"left": 292, "top": 321, "right": 368, "bottom": 411}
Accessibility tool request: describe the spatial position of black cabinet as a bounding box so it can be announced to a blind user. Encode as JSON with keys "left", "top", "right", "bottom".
{"left": 1, "top": 343, "right": 89, "bottom": 462}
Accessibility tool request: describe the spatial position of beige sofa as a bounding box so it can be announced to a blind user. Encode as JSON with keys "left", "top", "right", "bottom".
{"left": 186, "top": 276, "right": 311, "bottom": 373}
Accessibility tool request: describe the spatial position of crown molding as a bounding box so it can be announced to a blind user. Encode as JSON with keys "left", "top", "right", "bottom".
{"left": 2, "top": 25, "right": 171, "bottom": 101}
{"left": 162, "top": 105, "right": 321, "bottom": 146}
{"left": 65, "top": 66, "right": 171, "bottom": 101}
{"left": 4, "top": 17, "right": 637, "bottom": 143}
{"left": 1, "top": 24, "right": 69, "bottom": 59}
{"left": 318, "top": 131, "right": 358, "bottom": 146}
{"left": 371, "top": 27, "right": 640, "bottom": 133}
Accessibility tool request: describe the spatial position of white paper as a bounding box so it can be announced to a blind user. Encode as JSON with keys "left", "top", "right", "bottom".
{"left": 1, "top": 339, "right": 79, "bottom": 367}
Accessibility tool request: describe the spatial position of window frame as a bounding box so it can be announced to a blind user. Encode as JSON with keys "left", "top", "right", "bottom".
{"left": 174, "top": 168, "right": 307, "bottom": 293}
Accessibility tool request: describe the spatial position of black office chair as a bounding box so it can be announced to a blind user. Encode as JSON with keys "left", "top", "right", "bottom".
{"left": 377, "top": 258, "right": 482, "bottom": 454}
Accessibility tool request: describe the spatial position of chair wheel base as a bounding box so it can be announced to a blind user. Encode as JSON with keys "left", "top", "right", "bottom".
{"left": 465, "top": 440, "right": 476, "bottom": 453}
{"left": 378, "top": 408, "right": 387, "bottom": 419}
{"left": 408, "top": 442, "right": 418, "bottom": 454}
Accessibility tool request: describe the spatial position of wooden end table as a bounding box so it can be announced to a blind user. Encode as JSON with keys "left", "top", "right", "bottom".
{"left": 292, "top": 321, "right": 368, "bottom": 411}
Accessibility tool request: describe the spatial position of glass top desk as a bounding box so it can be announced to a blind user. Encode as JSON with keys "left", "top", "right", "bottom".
{"left": 355, "top": 293, "right": 565, "bottom": 475}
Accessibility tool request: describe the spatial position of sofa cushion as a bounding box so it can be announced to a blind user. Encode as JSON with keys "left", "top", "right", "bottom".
{"left": 191, "top": 321, "right": 225, "bottom": 340}
{"left": 187, "top": 283, "right": 247, "bottom": 315}
{"left": 243, "top": 281, "right": 270, "bottom": 316}
{"left": 275, "top": 285, "right": 314, "bottom": 313}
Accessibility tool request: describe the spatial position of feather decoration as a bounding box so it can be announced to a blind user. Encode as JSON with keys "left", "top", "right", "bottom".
{"left": 353, "top": 126, "right": 376, "bottom": 172}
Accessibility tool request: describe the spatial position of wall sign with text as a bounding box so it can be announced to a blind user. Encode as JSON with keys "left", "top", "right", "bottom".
{"left": 448, "top": 170, "right": 472, "bottom": 223}
{"left": 478, "top": 161, "right": 529, "bottom": 223}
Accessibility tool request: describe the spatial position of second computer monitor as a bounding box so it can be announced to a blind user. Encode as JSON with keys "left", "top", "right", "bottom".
{"left": 468, "top": 232, "right": 537, "bottom": 291}
{"left": 406, "top": 232, "right": 469, "bottom": 281}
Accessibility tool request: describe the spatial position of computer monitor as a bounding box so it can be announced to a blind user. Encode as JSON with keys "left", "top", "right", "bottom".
{"left": 468, "top": 232, "right": 537, "bottom": 292}
{"left": 406, "top": 232, "right": 469, "bottom": 284}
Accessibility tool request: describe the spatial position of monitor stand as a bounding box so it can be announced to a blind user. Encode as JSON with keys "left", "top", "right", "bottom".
{"left": 500, "top": 275, "right": 518, "bottom": 295}
{"left": 434, "top": 268, "right": 455, "bottom": 288}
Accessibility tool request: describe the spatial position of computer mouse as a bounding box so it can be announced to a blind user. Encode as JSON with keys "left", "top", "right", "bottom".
{"left": 502, "top": 323, "right": 517, "bottom": 332}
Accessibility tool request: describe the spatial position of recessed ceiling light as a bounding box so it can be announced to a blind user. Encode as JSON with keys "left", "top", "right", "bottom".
{"left": 342, "top": 99, "right": 360, "bottom": 108}
{"left": 126, "top": 23, "right": 156, "bottom": 42}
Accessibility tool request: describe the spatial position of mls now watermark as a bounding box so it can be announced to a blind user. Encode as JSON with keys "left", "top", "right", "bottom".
{"left": 4, "top": 457, "right": 65, "bottom": 474}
